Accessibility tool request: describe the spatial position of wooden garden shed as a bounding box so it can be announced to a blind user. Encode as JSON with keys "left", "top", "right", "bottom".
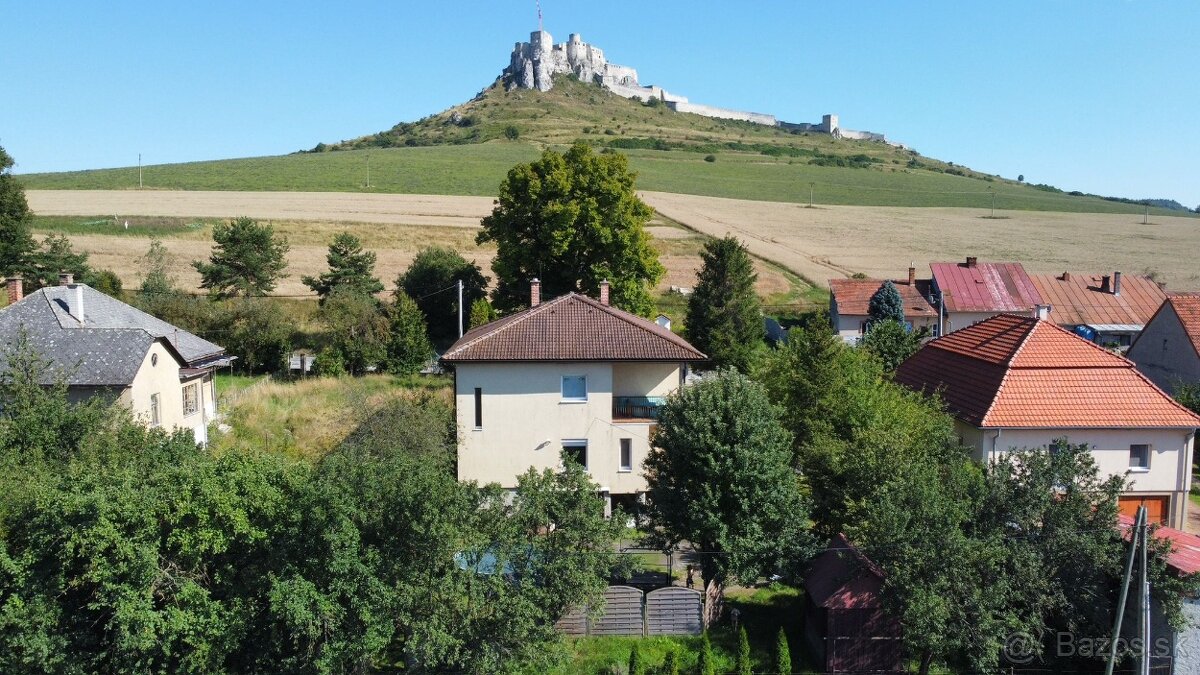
{"left": 803, "top": 535, "right": 903, "bottom": 673}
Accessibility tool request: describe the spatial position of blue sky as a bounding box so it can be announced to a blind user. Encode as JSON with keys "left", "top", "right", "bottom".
{"left": 3, "top": 1, "right": 1197, "bottom": 207}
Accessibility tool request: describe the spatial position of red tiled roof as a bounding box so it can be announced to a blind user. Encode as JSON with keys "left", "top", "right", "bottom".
{"left": 1029, "top": 272, "right": 1166, "bottom": 327}
{"left": 441, "top": 293, "right": 707, "bottom": 363}
{"left": 1118, "top": 514, "right": 1200, "bottom": 575}
{"left": 828, "top": 278, "right": 936, "bottom": 318}
{"left": 804, "top": 534, "right": 885, "bottom": 610}
{"left": 930, "top": 261, "right": 1042, "bottom": 313}
{"left": 895, "top": 314, "right": 1200, "bottom": 429}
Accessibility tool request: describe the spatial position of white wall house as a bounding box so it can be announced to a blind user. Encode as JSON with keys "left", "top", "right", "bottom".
{"left": 896, "top": 314, "right": 1200, "bottom": 529}
{"left": 1128, "top": 293, "right": 1200, "bottom": 396}
{"left": 1, "top": 275, "right": 231, "bottom": 445}
{"left": 828, "top": 270, "right": 938, "bottom": 344}
{"left": 441, "top": 281, "right": 706, "bottom": 515}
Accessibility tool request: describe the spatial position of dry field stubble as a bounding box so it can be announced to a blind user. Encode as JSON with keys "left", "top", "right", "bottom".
{"left": 642, "top": 191, "right": 1200, "bottom": 290}
{"left": 29, "top": 190, "right": 795, "bottom": 298}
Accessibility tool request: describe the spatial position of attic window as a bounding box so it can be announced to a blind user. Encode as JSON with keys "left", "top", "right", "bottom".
{"left": 151, "top": 353, "right": 158, "bottom": 367}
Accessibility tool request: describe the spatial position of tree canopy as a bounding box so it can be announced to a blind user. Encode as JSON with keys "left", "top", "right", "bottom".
{"left": 861, "top": 319, "right": 927, "bottom": 371}
{"left": 0, "top": 145, "right": 37, "bottom": 280}
{"left": 193, "top": 217, "right": 290, "bottom": 298}
{"left": 386, "top": 290, "right": 434, "bottom": 375}
{"left": 477, "top": 143, "right": 663, "bottom": 315}
{"left": 868, "top": 280, "right": 905, "bottom": 324}
{"left": 398, "top": 246, "right": 488, "bottom": 343}
{"left": 684, "top": 236, "right": 764, "bottom": 371}
{"left": 643, "top": 370, "right": 814, "bottom": 588}
{"left": 302, "top": 231, "right": 383, "bottom": 302}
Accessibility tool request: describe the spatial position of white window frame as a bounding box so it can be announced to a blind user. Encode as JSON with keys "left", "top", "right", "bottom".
{"left": 562, "top": 439, "right": 588, "bottom": 470}
{"left": 182, "top": 382, "right": 200, "bottom": 417}
{"left": 1129, "top": 444, "right": 1151, "bottom": 472}
{"left": 150, "top": 393, "right": 161, "bottom": 427}
{"left": 619, "top": 438, "right": 633, "bottom": 472}
{"left": 561, "top": 375, "right": 587, "bottom": 402}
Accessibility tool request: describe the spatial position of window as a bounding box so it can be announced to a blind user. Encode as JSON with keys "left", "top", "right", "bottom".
{"left": 150, "top": 393, "right": 161, "bottom": 426}
{"left": 1129, "top": 444, "right": 1151, "bottom": 470}
{"left": 561, "top": 375, "right": 587, "bottom": 402}
{"left": 619, "top": 438, "right": 632, "bottom": 472}
{"left": 473, "top": 387, "right": 482, "bottom": 428}
{"left": 562, "top": 440, "right": 588, "bottom": 469}
{"left": 182, "top": 383, "right": 199, "bottom": 417}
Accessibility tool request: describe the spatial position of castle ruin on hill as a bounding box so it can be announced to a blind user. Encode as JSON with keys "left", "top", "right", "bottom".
{"left": 502, "top": 30, "right": 897, "bottom": 145}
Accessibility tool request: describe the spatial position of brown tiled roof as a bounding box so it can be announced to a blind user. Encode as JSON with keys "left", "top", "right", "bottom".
{"left": 895, "top": 314, "right": 1200, "bottom": 429}
{"left": 828, "top": 278, "right": 937, "bottom": 318}
{"left": 1149, "top": 293, "right": 1200, "bottom": 359}
{"left": 930, "top": 261, "right": 1042, "bottom": 313}
{"left": 1029, "top": 272, "right": 1166, "bottom": 327}
{"left": 441, "top": 293, "right": 706, "bottom": 363}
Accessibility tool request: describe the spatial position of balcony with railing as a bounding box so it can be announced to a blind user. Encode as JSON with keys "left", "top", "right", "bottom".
{"left": 613, "top": 396, "right": 667, "bottom": 422}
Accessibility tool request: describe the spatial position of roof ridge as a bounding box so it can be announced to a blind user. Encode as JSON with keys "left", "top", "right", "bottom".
{"left": 570, "top": 293, "right": 705, "bottom": 357}
{"left": 1023, "top": 318, "right": 1138, "bottom": 367}
{"left": 443, "top": 293, "right": 575, "bottom": 359}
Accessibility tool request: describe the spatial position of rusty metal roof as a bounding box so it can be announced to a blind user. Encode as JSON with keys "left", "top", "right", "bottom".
{"left": 1029, "top": 272, "right": 1166, "bottom": 327}
{"left": 930, "top": 261, "right": 1042, "bottom": 313}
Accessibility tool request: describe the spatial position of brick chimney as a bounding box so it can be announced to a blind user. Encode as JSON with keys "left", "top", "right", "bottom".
{"left": 58, "top": 272, "right": 73, "bottom": 286}
{"left": 1061, "top": 271, "right": 1071, "bottom": 282}
{"left": 1100, "top": 275, "right": 1111, "bottom": 293}
{"left": 907, "top": 264, "right": 916, "bottom": 286}
{"left": 5, "top": 276, "right": 22, "bottom": 305}
{"left": 965, "top": 256, "right": 978, "bottom": 268}
{"left": 599, "top": 279, "right": 610, "bottom": 306}
{"left": 1112, "top": 271, "right": 1122, "bottom": 296}
{"left": 530, "top": 278, "right": 541, "bottom": 307}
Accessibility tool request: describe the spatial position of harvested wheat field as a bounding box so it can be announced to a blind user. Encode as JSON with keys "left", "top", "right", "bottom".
{"left": 642, "top": 191, "right": 1200, "bottom": 290}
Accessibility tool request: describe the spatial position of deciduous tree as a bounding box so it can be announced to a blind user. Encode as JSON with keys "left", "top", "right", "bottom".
{"left": 398, "top": 246, "right": 487, "bottom": 342}
{"left": 477, "top": 143, "right": 663, "bottom": 315}
{"left": 643, "top": 370, "right": 814, "bottom": 588}
{"left": 317, "top": 289, "right": 390, "bottom": 376}
{"left": 385, "top": 290, "right": 433, "bottom": 375}
{"left": 302, "top": 231, "right": 383, "bottom": 302}
{"left": 685, "top": 236, "right": 764, "bottom": 372}
{"left": 193, "top": 217, "right": 290, "bottom": 298}
{"left": 861, "top": 319, "right": 927, "bottom": 371}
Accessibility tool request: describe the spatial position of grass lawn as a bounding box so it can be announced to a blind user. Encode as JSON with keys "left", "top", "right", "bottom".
{"left": 211, "top": 373, "right": 451, "bottom": 462}
{"left": 540, "top": 584, "right": 816, "bottom": 675}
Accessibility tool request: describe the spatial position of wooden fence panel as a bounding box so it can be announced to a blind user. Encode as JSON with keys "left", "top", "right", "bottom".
{"left": 589, "top": 585, "right": 645, "bottom": 636}
{"left": 645, "top": 587, "right": 703, "bottom": 635}
{"left": 554, "top": 605, "right": 587, "bottom": 637}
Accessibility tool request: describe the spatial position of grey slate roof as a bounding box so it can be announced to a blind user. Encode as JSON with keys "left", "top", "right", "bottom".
{"left": 0, "top": 285, "right": 225, "bottom": 387}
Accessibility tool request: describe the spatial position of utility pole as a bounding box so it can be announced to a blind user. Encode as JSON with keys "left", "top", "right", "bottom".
{"left": 990, "top": 188, "right": 996, "bottom": 218}
{"left": 138, "top": 153, "right": 143, "bottom": 189}
{"left": 1143, "top": 203, "right": 1149, "bottom": 225}
{"left": 808, "top": 182, "right": 815, "bottom": 208}
{"left": 1140, "top": 509, "right": 1151, "bottom": 675}
{"left": 1106, "top": 505, "right": 1145, "bottom": 675}
{"left": 457, "top": 279, "right": 464, "bottom": 338}
{"left": 366, "top": 153, "right": 371, "bottom": 189}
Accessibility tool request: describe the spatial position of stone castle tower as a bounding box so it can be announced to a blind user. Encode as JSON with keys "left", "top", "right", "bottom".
{"left": 504, "top": 30, "right": 640, "bottom": 93}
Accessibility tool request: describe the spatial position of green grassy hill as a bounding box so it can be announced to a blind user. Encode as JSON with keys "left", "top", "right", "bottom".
{"left": 19, "top": 77, "right": 1192, "bottom": 216}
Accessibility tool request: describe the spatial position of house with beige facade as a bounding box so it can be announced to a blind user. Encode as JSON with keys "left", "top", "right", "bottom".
{"left": 1128, "top": 293, "right": 1200, "bottom": 395}
{"left": 828, "top": 267, "right": 938, "bottom": 344}
{"left": 441, "top": 280, "right": 706, "bottom": 515}
{"left": 1, "top": 275, "right": 232, "bottom": 445}
{"left": 895, "top": 314, "right": 1200, "bottom": 528}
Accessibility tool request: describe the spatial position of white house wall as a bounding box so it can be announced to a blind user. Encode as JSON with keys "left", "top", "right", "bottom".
{"left": 455, "top": 361, "right": 683, "bottom": 495}
{"left": 1129, "top": 302, "right": 1200, "bottom": 395}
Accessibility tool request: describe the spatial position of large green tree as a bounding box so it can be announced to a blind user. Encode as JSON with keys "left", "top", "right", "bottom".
{"left": 685, "top": 236, "right": 764, "bottom": 371}
{"left": 316, "top": 289, "right": 391, "bottom": 376}
{"left": 477, "top": 143, "right": 664, "bottom": 315}
{"left": 386, "top": 291, "right": 434, "bottom": 375}
{"left": 861, "top": 319, "right": 927, "bottom": 371}
{"left": 643, "top": 370, "right": 814, "bottom": 588}
{"left": 0, "top": 145, "right": 37, "bottom": 279}
{"left": 398, "top": 246, "right": 488, "bottom": 343}
{"left": 193, "top": 217, "right": 290, "bottom": 298}
{"left": 302, "top": 231, "right": 383, "bottom": 302}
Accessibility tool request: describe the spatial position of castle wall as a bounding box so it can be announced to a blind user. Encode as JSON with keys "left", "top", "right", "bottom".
{"left": 666, "top": 101, "right": 778, "bottom": 126}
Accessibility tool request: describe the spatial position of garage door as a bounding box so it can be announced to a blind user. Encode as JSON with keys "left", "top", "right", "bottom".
{"left": 1118, "top": 496, "right": 1170, "bottom": 525}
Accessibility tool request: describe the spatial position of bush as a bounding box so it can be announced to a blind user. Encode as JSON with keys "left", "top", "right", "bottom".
{"left": 503, "top": 124, "right": 520, "bottom": 141}
{"left": 704, "top": 154, "right": 716, "bottom": 163}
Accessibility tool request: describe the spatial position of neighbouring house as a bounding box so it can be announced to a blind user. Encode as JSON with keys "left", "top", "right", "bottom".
{"left": 0, "top": 275, "right": 232, "bottom": 445}
{"left": 1029, "top": 270, "right": 1167, "bottom": 349}
{"left": 929, "top": 257, "right": 1044, "bottom": 334}
{"left": 1116, "top": 514, "right": 1200, "bottom": 675}
{"left": 895, "top": 314, "right": 1200, "bottom": 528}
{"left": 803, "top": 534, "right": 903, "bottom": 673}
{"left": 440, "top": 280, "right": 706, "bottom": 515}
{"left": 828, "top": 267, "right": 938, "bottom": 344}
{"left": 1128, "top": 293, "right": 1200, "bottom": 396}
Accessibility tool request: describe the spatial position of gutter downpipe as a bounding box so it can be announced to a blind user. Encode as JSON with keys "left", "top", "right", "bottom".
{"left": 990, "top": 428, "right": 1002, "bottom": 465}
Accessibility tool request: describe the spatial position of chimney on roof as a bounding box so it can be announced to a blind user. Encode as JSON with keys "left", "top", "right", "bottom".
{"left": 907, "top": 264, "right": 916, "bottom": 286}
{"left": 1100, "top": 275, "right": 1111, "bottom": 293}
{"left": 5, "top": 276, "right": 22, "bottom": 305}
{"left": 965, "top": 256, "right": 978, "bottom": 268}
{"left": 599, "top": 279, "right": 610, "bottom": 306}
{"left": 1061, "top": 271, "right": 1071, "bottom": 282}
{"left": 1033, "top": 304, "right": 1051, "bottom": 321}
{"left": 74, "top": 284, "right": 85, "bottom": 326}
{"left": 1113, "top": 271, "right": 1122, "bottom": 296}
{"left": 530, "top": 278, "right": 541, "bottom": 307}
{"left": 58, "top": 272, "right": 73, "bottom": 286}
